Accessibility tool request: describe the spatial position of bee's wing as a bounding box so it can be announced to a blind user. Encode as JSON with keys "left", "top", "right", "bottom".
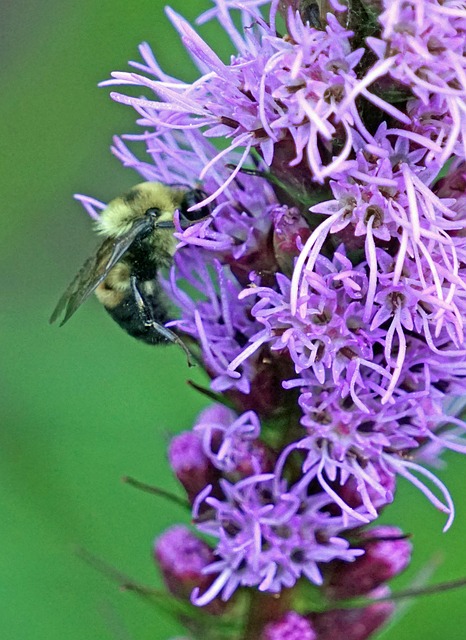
{"left": 50, "top": 218, "right": 151, "bottom": 326}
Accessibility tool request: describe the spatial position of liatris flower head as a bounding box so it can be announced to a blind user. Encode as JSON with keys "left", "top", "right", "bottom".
{"left": 191, "top": 473, "right": 366, "bottom": 605}
{"left": 72, "top": 0, "right": 466, "bottom": 638}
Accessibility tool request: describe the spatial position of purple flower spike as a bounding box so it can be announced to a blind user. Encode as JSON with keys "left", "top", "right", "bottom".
{"left": 79, "top": 0, "right": 466, "bottom": 630}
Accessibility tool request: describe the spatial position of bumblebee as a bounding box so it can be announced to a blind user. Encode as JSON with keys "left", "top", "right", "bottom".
{"left": 50, "top": 182, "right": 209, "bottom": 361}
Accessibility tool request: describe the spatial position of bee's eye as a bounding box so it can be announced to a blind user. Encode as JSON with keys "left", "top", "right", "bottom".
{"left": 145, "top": 207, "right": 161, "bottom": 218}
{"left": 180, "top": 189, "right": 211, "bottom": 222}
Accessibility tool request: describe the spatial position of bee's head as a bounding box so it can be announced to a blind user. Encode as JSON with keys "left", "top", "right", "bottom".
{"left": 95, "top": 182, "right": 211, "bottom": 238}
{"left": 96, "top": 182, "right": 182, "bottom": 237}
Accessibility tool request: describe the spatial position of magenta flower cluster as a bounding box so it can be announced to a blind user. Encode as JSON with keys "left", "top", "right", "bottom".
{"left": 79, "top": 1, "right": 466, "bottom": 638}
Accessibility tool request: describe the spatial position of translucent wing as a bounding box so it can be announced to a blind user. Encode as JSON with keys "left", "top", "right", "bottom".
{"left": 50, "top": 217, "right": 152, "bottom": 326}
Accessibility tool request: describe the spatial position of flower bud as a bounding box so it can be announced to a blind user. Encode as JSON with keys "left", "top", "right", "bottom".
{"left": 337, "top": 464, "right": 396, "bottom": 513}
{"left": 261, "top": 611, "right": 317, "bottom": 640}
{"left": 194, "top": 405, "right": 275, "bottom": 479}
{"left": 310, "top": 603, "right": 395, "bottom": 640}
{"left": 227, "top": 438, "right": 275, "bottom": 481}
{"left": 197, "top": 403, "right": 236, "bottom": 425}
{"left": 168, "top": 432, "right": 217, "bottom": 503}
{"left": 273, "top": 206, "right": 311, "bottom": 276}
{"left": 324, "top": 526, "right": 411, "bottom": 600}
{"left": 154, "top": 526, "right": 214, "bottom": 599}
{"left": 435, "top": 161, "right": 466, "bottom": 222}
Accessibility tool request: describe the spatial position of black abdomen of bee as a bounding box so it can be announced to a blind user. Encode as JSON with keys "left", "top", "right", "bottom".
{"left": 105, "top": 284, "right": 171, "bottom": 345}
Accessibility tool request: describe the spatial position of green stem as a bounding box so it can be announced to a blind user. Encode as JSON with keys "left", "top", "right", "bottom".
{"left": 186, "top": 379, "right": 235, "bottom": 408}
{"left": 122, "top": 475, "right": 190, "bottom": 510}
{"left": 376, "top": 577, "right": 466, "bottom": 603}
{"left": 332, "top": 577, "right": 466, "bottom": 611}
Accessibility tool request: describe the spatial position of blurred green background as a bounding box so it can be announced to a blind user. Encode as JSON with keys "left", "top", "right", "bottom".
{"left": 1, "top": 1, "right": 465, "bottom": 638}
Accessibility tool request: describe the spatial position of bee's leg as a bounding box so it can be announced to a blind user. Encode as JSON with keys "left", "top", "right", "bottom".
{"left": 130, "top": 277, "right": 195, "bottom": 367}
